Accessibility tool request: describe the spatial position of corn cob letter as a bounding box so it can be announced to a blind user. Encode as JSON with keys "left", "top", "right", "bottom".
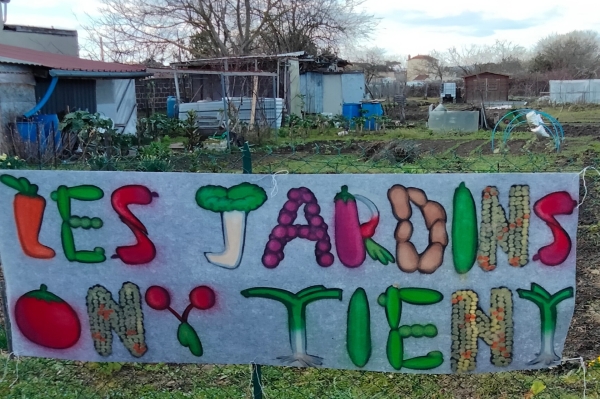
{"left": 86, "top": 282, "right": 147, "bottom": 358}
{"left": 477, "top": 185, "right": 530, "bottom": 271}
{"left": 450, "top": 288, "right": 513, "bottom": 372}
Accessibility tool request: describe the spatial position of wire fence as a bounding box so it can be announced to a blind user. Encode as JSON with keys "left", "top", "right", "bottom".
{"left": 0, "top": 141, "right": 599, "bottom": 398}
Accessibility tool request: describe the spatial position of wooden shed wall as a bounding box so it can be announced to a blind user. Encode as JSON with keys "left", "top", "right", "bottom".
{"left": 464, "top": 73, "right": 509, "bottom": 103}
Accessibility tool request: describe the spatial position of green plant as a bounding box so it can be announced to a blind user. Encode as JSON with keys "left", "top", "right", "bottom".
{"left": 139, "top": 113, "right": 183, "bottom": 141}
{"left": 59, "top": 110, "right": 116, "bottom": 157}
{"left": 111, "top": 133, "right": 134, "bottom": 156}
{"left": 352, "top": 116, "right": 366, "bottom": 133}
{"left": 137, "top": 156, "right": 172, "bottom": 172}
{"left": 375, "top": 115, "right": 392, "bottom": 132}
{"left": 0, "top": 154, "right": 25, "bottom": 169}
{"left": 139, "top": 138, "right": 172, "bottom": 159}
{"left": 87, "top": 155, "right": 112, "bottom": 171}
{"left": 181, "top": 110, "right": 206, "bottom": 151}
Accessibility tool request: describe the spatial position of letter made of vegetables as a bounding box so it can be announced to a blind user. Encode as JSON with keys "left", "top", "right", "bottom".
{"left": 517, "top": 283, "right": 573, "bottom": 366}
{"left": 378, "top": 286, "right": 443, "bottom": 370}
{"left": 451, "top": 288, "right": 513, "bottom": 373}
{"left": 334, "top": 186, "right": 394, "bottom": 268}
{"left": 145, "top": 285, "right": 215, "bottom": 357}
{"left": 263, "top": 187, "right": 334, "bottom": 268}
{"left": 52, "top": 185, "right": 106, "bottom": 263}
{"left": 241, "top": 286, "right": 343, "bottom": 367}
{"left": 15, "top": 284, "right": 80, "bottom": 349}
{"left": 477, "top": 185, "right": 530, "bottom": 271}
{"left": 0, "top": 175, "right": 55, "bottom": 259}
{"left": 111, "top": 185, "right": 159, "bottom": 265}
{"left": 532, "top": 191, "right": 577, "bottom": 266}
{"left": 388, "top": 185, "right": 448, "bottom": 274}
{"left": 86, "top": 283, "right": 147, "bottom": 358}
{"left": 196, "top": 183, "right": 267, "bottom": 269}
{"left": 452, "top": 182, "right": 477, "bottom": 274}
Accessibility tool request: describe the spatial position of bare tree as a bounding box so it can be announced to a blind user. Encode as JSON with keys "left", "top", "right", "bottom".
{"left": 531, "top": 30, "right": 600, "bottom": 78}
{"left": 82, "top": 0, "right": 376, "bottom": 63}
{"left": 351, "top": 46, "right": 390, "bottom": 85}
{"left": 444, "top": 40, "right": 528, "bottom": 76}
{"left": 258, "top": 0, "right": 375, "bottom": 55}
{"left": 414, "top": 50, "right": 448, "bottom": 81}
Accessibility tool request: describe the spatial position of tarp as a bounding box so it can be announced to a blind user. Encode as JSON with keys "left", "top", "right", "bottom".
{"left": 0, "top": 171, "right": 579, "bottom": 374}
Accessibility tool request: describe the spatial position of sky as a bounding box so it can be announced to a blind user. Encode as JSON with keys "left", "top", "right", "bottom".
{"left": 3, "top": 0, "right": 600, "bottom": 61}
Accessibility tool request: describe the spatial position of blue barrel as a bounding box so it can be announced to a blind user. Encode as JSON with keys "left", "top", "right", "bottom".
{"left": 362, "top": 102, "right": 384, "bottom": 131}
{"left": 342, "top": 103, "right": 361, "bottom": 128}
{"left": 33, "top": 114, "right": 62, "bottom": 150}
{"left": 166, "top": 96, "right": 178, "bottom": 118}
{"left": 16, "top": 122, "right": 42, "bottom": 143}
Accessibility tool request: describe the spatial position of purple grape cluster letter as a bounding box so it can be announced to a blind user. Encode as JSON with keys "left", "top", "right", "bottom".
{"left": 263, "top": 187, "right": 334, "bottom": 268}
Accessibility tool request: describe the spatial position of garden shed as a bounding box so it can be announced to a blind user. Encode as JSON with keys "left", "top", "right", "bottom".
{"left": 0, "top": 43, "right": 150, "bottom": 134}
{"left": 300, "top": 71, "right": 365, "bottom": 115}
{"left": 463, "top": 72, "right": 510, "bottom": 104}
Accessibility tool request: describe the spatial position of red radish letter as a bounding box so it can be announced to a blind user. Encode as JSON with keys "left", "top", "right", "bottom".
{"left": 532, "top": 191, "right": 577, "bottom": 266}
{"left": 262, "top": 187, "right": 334, "bottom": 268}
{"left": 111, "top": 185, "right": 158, "bottom": 265}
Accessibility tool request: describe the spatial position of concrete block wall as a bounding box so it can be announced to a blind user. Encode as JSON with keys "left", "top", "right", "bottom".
{"left": 135, "top": 78, "right": 192, "bottom": 113}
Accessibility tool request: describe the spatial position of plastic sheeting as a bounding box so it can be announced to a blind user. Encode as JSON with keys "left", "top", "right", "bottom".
{"left": 549, "top": 80, "right": 600, "bottom": 104}
{"left": 96, "top": 79, "right": 138, "bottom": 135}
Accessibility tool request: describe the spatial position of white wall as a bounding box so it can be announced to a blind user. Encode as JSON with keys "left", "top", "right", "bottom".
{"left": 96, "top": 79, "right": 138, "bottom": 135}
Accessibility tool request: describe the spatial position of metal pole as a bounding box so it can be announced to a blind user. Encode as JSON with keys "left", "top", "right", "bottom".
{"left": 220, "top": 74, "right": 231, "bottom": 151}
{"left": 36, "top": 123, "right": 42, "bottom": 170}
{"left": 242, "top": 142, "right": 252, "bottom": 174}
{"left": 243, "top": 149, "right": 260, "bottom": 398}
{"left": 251, "top": 363, "right": 263, "bottom": 399}
{"left": 276, "top": 61, "right": 280, "bottom": 98}
{"left": 173, "top": 68, "right": 181, "bottom": 103}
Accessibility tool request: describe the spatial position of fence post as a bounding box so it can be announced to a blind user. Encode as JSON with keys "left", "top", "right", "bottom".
{"left": 0, "top": 280, "right": 13, "bottom": 354}
{"left": 242, "top": 141, "right": 261, "bottom": 398}
{"left": 251, "top": 363, "right": 263, "bottom": 399}
{"left": 242, "top": 142, "right": 253, "bottom": 174}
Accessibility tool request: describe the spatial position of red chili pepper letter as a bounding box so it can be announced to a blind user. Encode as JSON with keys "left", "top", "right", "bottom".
{"left": 532, "top": 191, "right": 577, "bottom": 266}
{"left": 111, "top": 185, "right": 158, "bottom": 265}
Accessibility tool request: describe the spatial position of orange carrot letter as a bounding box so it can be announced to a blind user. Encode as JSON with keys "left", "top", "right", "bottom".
{"left": 0, "top": 175, "right": 55, "bottom": 259}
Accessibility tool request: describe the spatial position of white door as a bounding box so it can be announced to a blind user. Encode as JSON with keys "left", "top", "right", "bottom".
{"left": 322, "top": 74, "right": 343, "bottom": 115}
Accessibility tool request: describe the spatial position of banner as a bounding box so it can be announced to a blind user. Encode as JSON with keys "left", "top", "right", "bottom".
{"left": 0, "top": 171, "right": 579, "bottom": 374}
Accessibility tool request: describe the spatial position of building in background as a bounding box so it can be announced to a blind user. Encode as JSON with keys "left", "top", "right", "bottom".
{"left": 300, "top": 71, "right": 364, "bottom": 115}
{"left": 0, "top": 43, "right": 148, "bottom": 134}
{"left": 463, "top": 72, "right": 510, "bottom": 103}
{"left": 406, "top": 55, "right": 437, "bottom": 81}
{"left": 0, "top": 1, "right": 79, "bottom": 56}
{"left": 0, "top": 25, "right": 79, "bottom": 57}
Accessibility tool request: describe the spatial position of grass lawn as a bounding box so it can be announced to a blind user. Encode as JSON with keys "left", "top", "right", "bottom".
{"left": 0, "top": 348, "right": 594, "bottom": 398}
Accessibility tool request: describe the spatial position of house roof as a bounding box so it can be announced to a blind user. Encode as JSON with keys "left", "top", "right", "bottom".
{"left": 409, "top": 55, "right": 436, "bottom": 62}
{"left": 413, "top": 74, "right": 430, "bottom": 81}
{"left": 0, "top": 43, "right": 146, "bottom": 73}
{"left": 464, "top": 71, "right": 510, "bottom": 78}
{"left": 3, "top": 24, "right": 77, "bottom": 37}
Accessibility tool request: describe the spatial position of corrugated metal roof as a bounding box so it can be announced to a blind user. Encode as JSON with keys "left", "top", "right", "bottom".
{"left": 0, "top": 43, "right": 146, "bottom": 73}
{"left": 0, "top": 55, "right": 42, "bottom": 66}
{"left": 171, "top": 51, "right": 307, "bottom": 67}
